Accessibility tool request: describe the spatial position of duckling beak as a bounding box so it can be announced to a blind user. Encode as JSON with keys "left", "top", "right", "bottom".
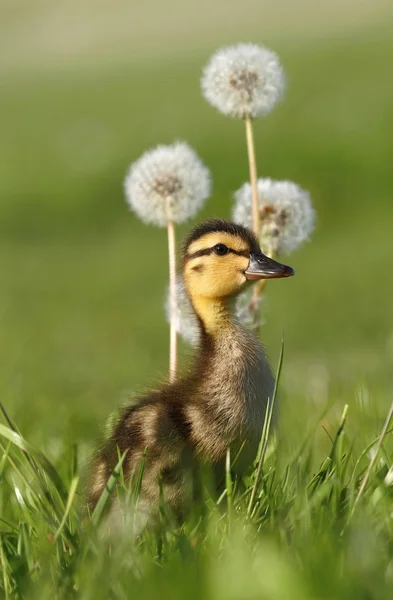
{"left": 245, "top": 252, "right": 295, "bottom": 280}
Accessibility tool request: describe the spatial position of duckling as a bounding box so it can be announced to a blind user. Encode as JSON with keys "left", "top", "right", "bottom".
{"left": 88, "top": 219, "right": 294, "bottom": 526}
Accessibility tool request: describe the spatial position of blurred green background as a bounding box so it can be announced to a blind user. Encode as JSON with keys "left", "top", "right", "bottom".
{"left": 1, "top": 0, "right": 392, "bottom": 454}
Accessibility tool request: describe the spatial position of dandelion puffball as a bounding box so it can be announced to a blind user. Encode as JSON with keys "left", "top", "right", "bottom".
{"left": 124, "top": 142, "right": 211, "bottom": 227}
{"left": 233, "top": 178, "right": 315, "bottom": 255}
{"left": 166, "top": 278, "right": 264, "bottom": 344}
{"left": 235, "top": 287, "right": 265, "bottom": 331}
{"left": 201, "top": 43, "right": 285, "bottom": 119}
{"left": 165, "top": 276, "right": 199, "bottom": 347}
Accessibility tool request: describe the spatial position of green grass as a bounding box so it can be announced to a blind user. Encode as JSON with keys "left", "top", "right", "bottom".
{"left": 1, "top": 16, "right": 393, "bottom": 600}
{"left": 0, "top": 394, "right": 392, "bottom": 599}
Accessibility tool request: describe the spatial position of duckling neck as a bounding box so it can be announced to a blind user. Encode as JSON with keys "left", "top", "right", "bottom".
{"left": 186, "top": 292, "right": 276, "bottom": 461}
{"left": 190, "top": 295, "right": 235, "bottom": 337}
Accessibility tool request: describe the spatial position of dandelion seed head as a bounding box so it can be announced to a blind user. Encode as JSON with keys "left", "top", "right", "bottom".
{"left": 233, "top": 178, "right": 315, "bottom": 254}
{"left": 235, "top": 287, "right": 266, "bottom": 330}
{"left": 165, "top": 276, "right": 199, "bottom": 346}
{"left": 201, "top": 43, "right": 285, "bottom": 119}
{"left": 124, "top": 142, "right": 211, "bottom": 227}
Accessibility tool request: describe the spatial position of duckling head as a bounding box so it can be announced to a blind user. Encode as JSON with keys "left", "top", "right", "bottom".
{"left": 182, "top": 219, "right": 294, "bottom": 301}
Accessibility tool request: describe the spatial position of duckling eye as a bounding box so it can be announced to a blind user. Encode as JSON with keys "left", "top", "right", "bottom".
{"left": 214, "top": 244, "right": 229, "bottom": 256}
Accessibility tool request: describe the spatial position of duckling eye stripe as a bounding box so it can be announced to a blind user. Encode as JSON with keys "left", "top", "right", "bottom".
{"left": 186, "top": 247, "right": 249, "bottom": 259}
{"left": 230, "top": 249, "right": 250, "bottom": 257}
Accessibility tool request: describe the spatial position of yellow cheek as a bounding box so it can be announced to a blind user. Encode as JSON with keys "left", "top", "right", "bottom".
{"left": 184, "top": 254, "right": 250, "bottom": 299}
{"left": 206, "top": 256, "right": 248, "bottom": 296}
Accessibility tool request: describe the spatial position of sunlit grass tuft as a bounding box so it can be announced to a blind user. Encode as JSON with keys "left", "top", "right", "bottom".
{"left": 0, "top": 386, "right": 392, "bottom": 599}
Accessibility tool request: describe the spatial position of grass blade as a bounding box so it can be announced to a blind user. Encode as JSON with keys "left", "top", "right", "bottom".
{"left": 91, "top": 449, "right": 128, "bottom": 527}
{"left": 349, "top": 400, "right": 393, "bottom": 522}
{"left": 225, "top": 447, "right": 233, "bottom": 529}
{"left": 54, "top": 475, "right": 79, "bottom": 541}
{"left": 247, "top": 337, "right": 284, "bottom": 517}
{"left": 0, "top": 424, "right": 67, "bottom": 501}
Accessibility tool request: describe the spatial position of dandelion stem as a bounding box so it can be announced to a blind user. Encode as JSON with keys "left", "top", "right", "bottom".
{"left": 244, "top": 114, "right": 260, "bottom": 237}
{"left": 167, "top": 219, "right": 177, "bottom": 382}
{"left": 249, "top": 246, "right": 275, "bottom": 334}
{"left": 244, "top": 114, "right": 267, "bottom": 333}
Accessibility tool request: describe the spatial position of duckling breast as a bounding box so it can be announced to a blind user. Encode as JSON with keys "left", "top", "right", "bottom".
{"left": 186, "top": 326, "right": 276, "bottom": 462}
